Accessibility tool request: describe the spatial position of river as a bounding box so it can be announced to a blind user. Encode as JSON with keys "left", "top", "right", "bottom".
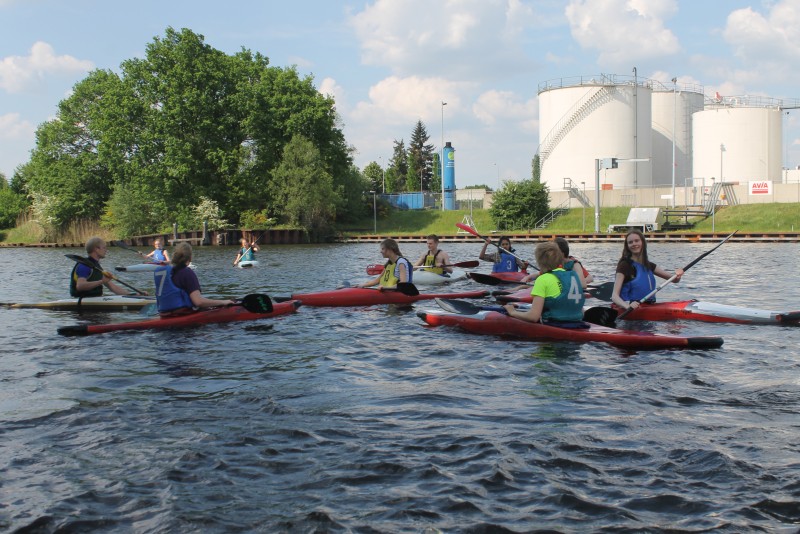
{"left": 1, "top": 241, "right": 799, "bottom": 532}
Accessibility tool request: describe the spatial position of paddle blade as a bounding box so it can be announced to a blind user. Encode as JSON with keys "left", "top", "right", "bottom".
{"left": 454, "top": 260, "right": 480, "bottom": 269}
{"left": 139, "top": 303, "right": 158, "bottom": 316}
{"left": 467, "top": 272, "right": 505, "bottom": 286}
{"left": 57, "top": 325, "right": 89, "bottom": 337}
{"left": 455, "top": 223, "right": 481, "bottom": 238}
{"left": 585, "top": 282, "right": 615, "bottom": 302}
{"left": 435, "top": 298, "right": 481, "bottom": 315}
{"left": 240, "top": 294, "right": 273, "bottom": 314}
{"left": 395, "top": 282, "right": 419, "bottom": 296}
{"left": 366, "top": 264, "right": 385, "bottom": 275}
{"left": 583, "top": 306, "right": 618, "bottom": 327}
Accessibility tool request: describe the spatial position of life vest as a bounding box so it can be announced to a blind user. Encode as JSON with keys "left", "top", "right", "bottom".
{"left": 539, "top": 268, "right": 585, "bottom": 322}
{"left": 154, "top": 265, "right": 194, "bottom": 313}
{"left": 619, "top": 260, "right": 657, "bottom": 303}
{"left": 151, "top": 248, "right": 167, "bottom": 262}
{"left": 70, "top": 257, "right": 103, "bottom": 298}
{"left": 422, "top": 250, "right": 442, "bottom": 275}
{"left": 239, "top": 247, "right": 255, "bottom": 262}
{"left": 564, "top": 258, "right": 590, "bottom": 279}
{"left": 380, "top": 257, "right": 413, "bottom": 287}
{"left": 491, "top": 251, "right": 518, "bottom": 273}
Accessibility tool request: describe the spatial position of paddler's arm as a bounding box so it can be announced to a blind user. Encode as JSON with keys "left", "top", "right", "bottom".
{"left": 479, "top": 241, "right": 496, "bottom": 262}
{"left": 398, "top": 262, "right": 410, "bottom": 283}
{"left": 611, "top": 272, "right": 639, "bottom": 310}
{"left": 232, "top": 252, "right": 242, "bottom": 266}
{"left": 358, "top": 276, "right": 381, "bottom": 289}
{"left": 438, "top": 250, "right": 453, "bottom": 273}
{"left": 503, "top": 297, "right": 544, "bottom": 323}
{"left": 188, "top": 290, "right": 234, "bottom": 308}
{"left": 654, "top": 266, "right": 683, "bottom": 282}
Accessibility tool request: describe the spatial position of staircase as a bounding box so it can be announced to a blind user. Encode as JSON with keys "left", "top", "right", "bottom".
{"left": 704, "top": 181, "right": 739, "bottom": 214}
{"left": 533, "top": 199, "right": 570, "bottom": 229}
{"left": 563, "top": 178, "right": 592, "bottom": 207}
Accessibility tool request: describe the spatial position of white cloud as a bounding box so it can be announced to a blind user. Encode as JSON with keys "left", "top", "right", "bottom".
{"left": 473, "top": 90, "right": 537, "bottom": 133}
{"left": 565, "top": 0, "right": 680, "bottom": 66}
{"left": 0, "top": 113, "right": 35, "bottom": 140}
{"left": 0, "top": 41, "right": 94, "bottom": 93}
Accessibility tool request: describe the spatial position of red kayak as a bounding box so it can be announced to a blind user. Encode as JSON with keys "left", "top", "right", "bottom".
{"left": 284, "top": 287, "right": 489, "bottom": 307}
{"left": 469, "top": 271, "right": 528, "bottom": 283}
{"left": 613, "top": 300, "right": 800, "bottom": 325}
{"left": 58, "top": 300, "right": 301, "bottom": 336}
{"left": 418, "top": 308, "right": 723, "bottom": 350}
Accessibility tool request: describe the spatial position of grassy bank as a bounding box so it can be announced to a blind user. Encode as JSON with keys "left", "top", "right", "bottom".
{"left": 342, "top": 203, "right": 800, "bottom": 236}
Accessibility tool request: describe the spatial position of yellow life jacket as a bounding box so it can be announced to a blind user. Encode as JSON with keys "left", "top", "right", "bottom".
{"left": 422, "top": 250, "right": 443, "bottom": 275}
{"left": 380, "top": 257, "right": 411, "bottom": 287}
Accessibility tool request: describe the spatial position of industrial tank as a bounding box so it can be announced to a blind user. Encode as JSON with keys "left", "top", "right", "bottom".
{"left": 693, "top": 106, "right": 782, "bottom": 183}
{"left": 650, "top": 85, "right": 704, "bottom": 188}
{"left": 538, "top": 76, "right": 652, "bottom": 191}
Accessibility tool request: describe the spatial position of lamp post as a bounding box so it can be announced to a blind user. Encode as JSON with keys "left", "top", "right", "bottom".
{"left": 371, "top": 190, "right": 377, "bottom": 234}
{"left": 720, "top": 143, "right": 725, "bottom": 183}
{"left": 671, "top": 77, "right": 677, "bottom": 208}
{"left": 441, "top": 101, "right": 447, "bottom": 211}
{"left": 581, "top": 181, "right": 586, "bottom": 232}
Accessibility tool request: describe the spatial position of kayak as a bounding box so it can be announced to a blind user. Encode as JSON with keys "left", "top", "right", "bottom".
{"left": 613, "top": 300, "right": 800, "bottom": 325}
{"left": 283, "top": 287, "right": 489, "bottom": 307}
{"left": 57, "top": 300, "right": 301, "bottom": 336}
{"left": 116, "top": 262, "right": 196, "bottom": 272}
{"left": 412, "top": 268, "right": 467, "bottom": 285}
{"left": 237, "top": 260, "right": 259, "bottom": 269}
{"left": 3, "top": 295, "right": 156, "bottom": 311}
{"left": 468, "top": 271, "right": 528, "bottom": 283}
{"left": 417, "top": 308, "right": 724, "bottom": 350}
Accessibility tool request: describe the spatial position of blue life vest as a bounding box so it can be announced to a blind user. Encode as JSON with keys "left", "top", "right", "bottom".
{"left": 620, "top": 260, "right": 657, "bottom": 303}
{"left": 69, "top": 258, "right": 103, "bottom": 298}
{"left": 239, "top": 247, "right": 255, "bottom": 262}
{"left": 154, "top": 265, "right": 194, "bottom": 312}
{"left": 541, "top": 269, "right": 585, "bottom": 322}
{"left": 151, "top": 248, "right": 167, "bottom": 262}
{"left": 491, "top": 251, "right": 518, "bottom": 273}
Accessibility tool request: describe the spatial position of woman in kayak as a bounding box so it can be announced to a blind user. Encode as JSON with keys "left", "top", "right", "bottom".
{"left": 70, "top": 237, "right": 132, "bottom": 298}
{"left": 479, "top": 236, "right": 528, "bottom": 273}
{"left": 503, "top": 241, "right": 585, "bottom": 323}
{"left": 414, "top": 234, "right": 452, "bottom": 275}
{"left": 611, "top": 229, "right": 683, "bottom": 312}
{"left": 233, "top": 237, "right": 258, "bottom": 266}
{"left": 155, "top": 243, "right": 234, "bottom": 314}
{"left": 518, "top": 237, "right": 593, "bottom": 288}
{"left": 358, "top": 238, "right": 413, "bottom": 289}
{"left": 144, "top": 238, "right": 170, "bottom": 264}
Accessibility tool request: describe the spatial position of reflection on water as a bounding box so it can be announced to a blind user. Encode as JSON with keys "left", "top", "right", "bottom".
{"left": 1, "top": 242, "right": 799, "bottom": 531}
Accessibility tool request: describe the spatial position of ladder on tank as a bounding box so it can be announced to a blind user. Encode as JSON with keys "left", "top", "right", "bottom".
{"left": 563, "top": 178, "right": 592, "bottom": 207}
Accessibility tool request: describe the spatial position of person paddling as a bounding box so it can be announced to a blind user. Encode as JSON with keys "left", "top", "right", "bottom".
{"left": 610, "top": 229, "right": 683, "bottom": 312}
{"left": 358, "top": 238, "right": 413, "bottom": 289}
{"left": 155, "top": 243, "right": 234, "bottom": 314}
{"left": 233, "top": 238, "right": 258, "bottom": 266}
{"left": 414, "top": 234, "right": 453, "bottom": 274}
{"left": 70, "top": 237, "right": 134, "bottom": 298}
{"left": 518, "top": 237, "right": 593, "bottom": 288}
{"left": 480, "top": 236, "right": 528, "bottom": 273}
{"left": 503, "top": 241, "right": 585, "bottom": 323}
{"left": 144, "top": 238, "right": 170, "bottom": 264}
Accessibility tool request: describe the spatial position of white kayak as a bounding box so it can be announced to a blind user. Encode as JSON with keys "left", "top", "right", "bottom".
{"left": 412, "top": 268, "right": 467, "bottom": 286}
{"left": 3, "top": 295, "right": 156, "bottom": 311}
{"left": 237, "top": 260, "right": 259, "bottom": 269}
{"left": 117, "top": 263, "right": 195, "bottom": 272}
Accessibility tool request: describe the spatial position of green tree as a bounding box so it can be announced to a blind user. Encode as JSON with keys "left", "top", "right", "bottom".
{"left": 363, "top": 161, "right": 384, "bottom": 193}
{"left": 405, "top": 151, "right": 420, "bottom": 192}
{"left": 389, "top": 139, "right": 407, "bottom": 191}
{"left": 0, "top": 188, "right": 27, "bottom": 228}
{"left": 489, "top": 179, "right": 550, "bottom": 230}
{"left": 430, "top": 153, "right": 441, "bottom": 195}
{"left": 384, "top": 167, "right": 399, "bottom": 194}
{"left": 408, "top": 120, "right": 435, "bottom": 190}
{"left": 532, "top": 154, "right": 541, "bottom": 183}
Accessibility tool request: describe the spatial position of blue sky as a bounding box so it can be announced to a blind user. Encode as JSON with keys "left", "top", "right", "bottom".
{"left": 2, "top": 0, "right": 799, "bottom": 189}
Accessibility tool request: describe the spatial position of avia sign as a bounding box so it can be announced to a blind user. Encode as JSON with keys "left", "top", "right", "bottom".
{"left": 748, "top": 181, "right": 772, "bottom": 195}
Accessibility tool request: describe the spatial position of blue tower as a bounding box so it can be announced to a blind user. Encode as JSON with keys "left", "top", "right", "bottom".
{"left": 443, "top": 142, "right": 455, "bottom": 210}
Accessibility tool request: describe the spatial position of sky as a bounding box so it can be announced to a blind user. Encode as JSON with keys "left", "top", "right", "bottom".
{"left": 2, "top": 0, "right": 800, "bottom": 190}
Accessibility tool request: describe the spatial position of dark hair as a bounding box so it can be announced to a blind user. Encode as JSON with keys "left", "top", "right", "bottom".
{"left": 622, "top": 229, "right": 650, "bottom": 266}
{"left": 380, "top": 238, "right": 401, "bottom": 257}
{"left": 554, "top": 237, "right": 569, "bottom": 258}
{"left": 172, "top": 242, "right": 193, "bottom": 270}
{"left": 426, "top": 234, "right": 440, "bottom": 242}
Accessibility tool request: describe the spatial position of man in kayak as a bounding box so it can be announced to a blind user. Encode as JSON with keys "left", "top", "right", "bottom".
{"left": 503, "top": 241, "right": 585, "bottom": 323}
{"left": 155, "top": 243, "right": 234, "bottom": 314}
{"left": 358, "top": 238, "right": 413, "bottom": 289}
{"left": 144, "top": 238, "right": 170, "bottom": 264}
{"left": 413, "top": 234, "right": 452, "bottom": 275}
{"left": 479, "top": 236, "right": 528, "bottom": 273}
{"left": 70, "top": 237, "right": 132, "bottom": 298}
{"left": 518, "top": 237, "right": 593, "bottom": 288}
{"left": 611, "top": 229, "right": 683, "bottom": 312}
{"left": 233, "top": 237, "right": 259, "bottom": 267}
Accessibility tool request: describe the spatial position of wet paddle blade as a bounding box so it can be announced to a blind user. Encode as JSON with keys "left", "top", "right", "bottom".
{"left": 583, "top": 306, "right": 618, "bottom": 327}
{"left": 585, "top": 282, "right": 615, "bottom": 302}
{"left": 240, "top": 294, "right": 273, "bottom": 314}
{"left": 435, "top": 298, "right": 482, "bottom": 315}
{"left": 468, "top": 272, "right": 514, "bottom": 286}
{"left": 366, "top": 264, "right": 385, "bottom": 275}
{"left": 57, "top": 325, "right": 90, "bottom": 337}
{"left": 395, "top": 282, "right": 419, "bottom": 296}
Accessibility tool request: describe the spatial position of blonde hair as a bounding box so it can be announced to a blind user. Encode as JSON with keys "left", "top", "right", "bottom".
{"left": 535, "top": 242, "right": 563, "bottom": 272}
{"left": 172, "top": 242, "right": 193, "bottom": 268}
{"left": 85, "top": 236, "right": 105, "bottom": 255}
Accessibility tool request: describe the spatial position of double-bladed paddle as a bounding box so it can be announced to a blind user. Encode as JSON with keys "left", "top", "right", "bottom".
{"left": 455, "top": 223, "right": 537, "bottom": 270}
{"left": 366, "top": 260, "right": 479, "bottom": 275}
{"left": 66, "top": 254, "right": 148, "bottom": 296}
{"left": 616, "top": 230, "right": 738, "bottom": 320}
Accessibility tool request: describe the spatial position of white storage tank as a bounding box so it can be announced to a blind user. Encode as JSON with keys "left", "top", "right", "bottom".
{"left": 693, "top": 106, "right": 782, "bottom": 183}
{"left": 650, "top": 85, "right": 704, "bottom": 188}
{"left": 538, "top": 76, "right": 652, "bottom": 192}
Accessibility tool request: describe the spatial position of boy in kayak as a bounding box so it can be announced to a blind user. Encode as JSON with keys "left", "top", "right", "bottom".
{"left": 413, "top": 234, "right": 452, "bottom": 275}
{"left": 479, "top": 236, "right": 528, "bottom": 273}
{"left": 144, "top": 238, "right": 170, "bottom": 264}
{"left": 70, "top": 237, "right": 132, "bottom": 298}
{"left": 358, "top": 238, "right": 413, "bottom": 289}
{"left": 503, "top": 241, "right": 585, "bottom": 323}
{"left": 611, "top": 230, "right": 683, "bottom": 312}
{"left": 155, "top": 243, "right": 234, "bottom": 314}
{"left": 233, "top": 237, "right": 259, "bottom": 266}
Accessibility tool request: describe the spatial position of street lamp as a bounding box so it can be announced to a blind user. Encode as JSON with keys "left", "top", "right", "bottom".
{"left": 581, "top": 181, "right": 586, "bottom": 232}
{"left": 441, "top": 101, "right": 447, "bottom": 211}
{"left": 369, "top": 190, "right": 377, "bottom": 234}
{"left": 671, "top": 77, "right": 677, "bottom": 208}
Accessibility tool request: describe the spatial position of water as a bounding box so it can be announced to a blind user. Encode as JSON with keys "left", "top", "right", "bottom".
{"left": 1, "top": 242, "right": 799, "bottom": 532}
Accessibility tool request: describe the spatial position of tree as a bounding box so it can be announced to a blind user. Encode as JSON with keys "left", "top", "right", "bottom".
{"left": 489, "top": 179, "right": 550, "bottom": 230}
{"left": 389, "top": 139, "right": 407, "bottom": 191}
{"left": 532, "top": 154, "right": 541, "bottom": 183}
{"left": 363, "top": 161, "right": 384, "bottom": 193}
{"left": 408, "top": 120, "right": 435, "bottom": 190}
{"left": 430, "top": 153, "right": 441, "bottom": 195}
{"left": 405, "top": 151, "right": 420, "bottom": 192}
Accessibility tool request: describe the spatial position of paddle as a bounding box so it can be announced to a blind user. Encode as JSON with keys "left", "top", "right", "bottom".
{"left": 617, "top": 230, "right": 739, "bottom": 320}
{"left": 140, "top": 293, "right": 274, "bottom": 316}
{"left": 366, "top": 260, "right": 479, "bottom": 275}
{"left": 469, "top": 272, "right": 613, "bottom": 299}
{"left": 455, "top": 223, "right": 536, "bottom": 270}
{"left": 66, "top": 254, "right": 148, "bottom": 296}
